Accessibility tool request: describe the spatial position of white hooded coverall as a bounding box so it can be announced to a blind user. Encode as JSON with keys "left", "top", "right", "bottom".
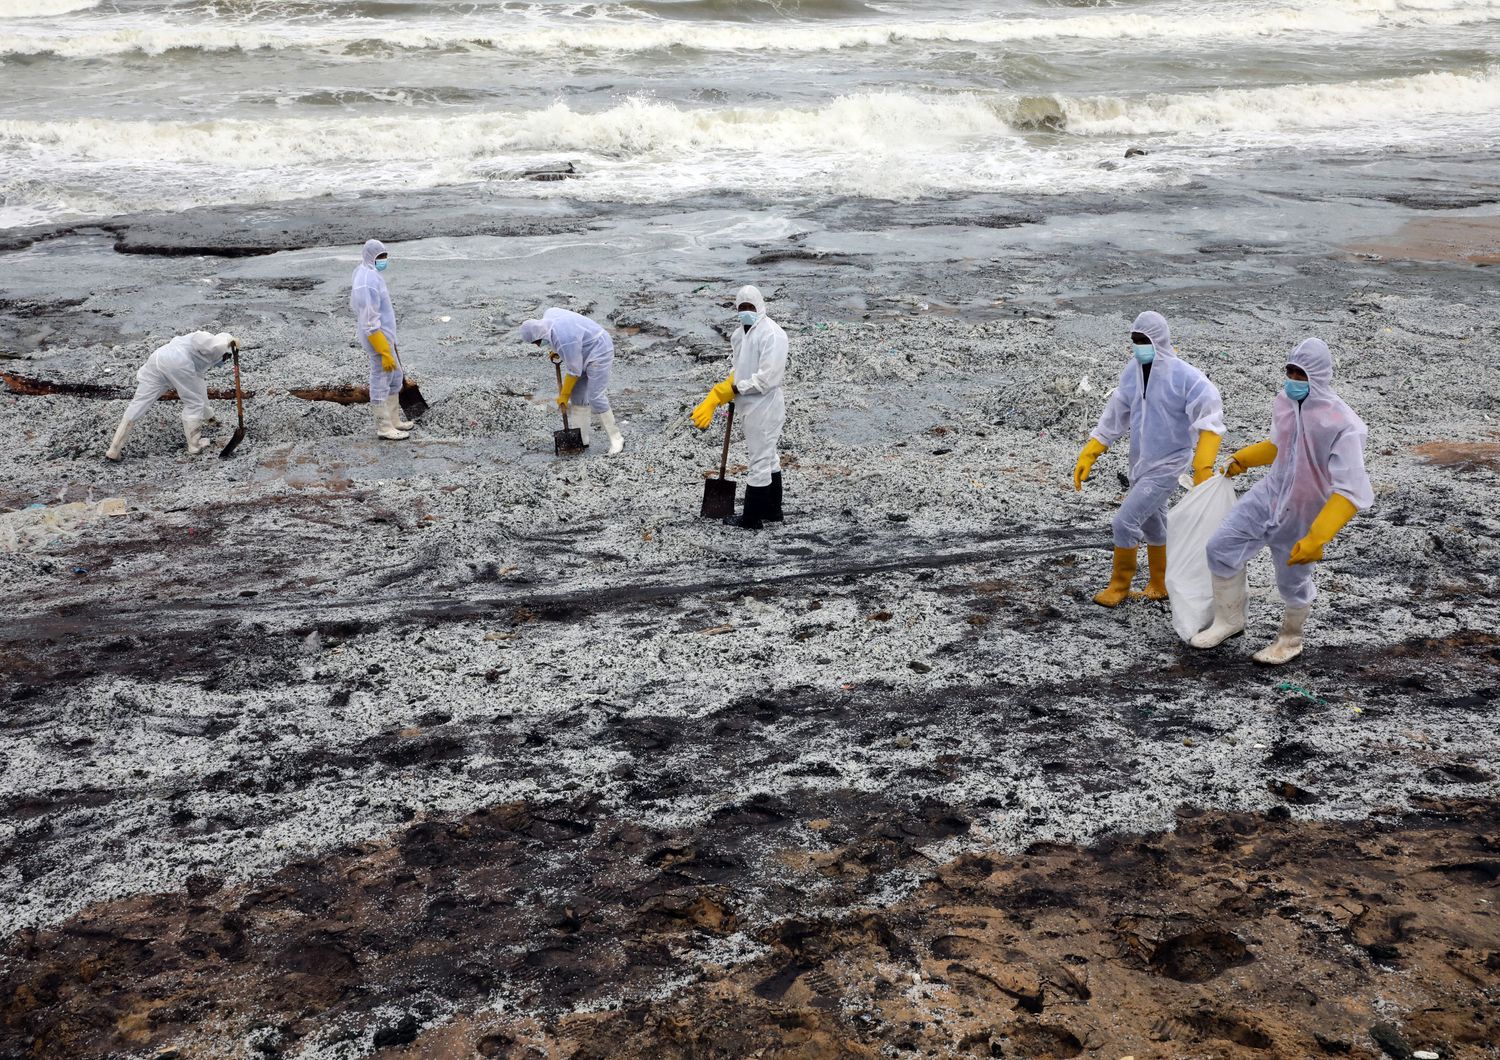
{"left": 1206, "top": 338, "right": 1374, "bottom": 608}
{"left": 730, "top": 284, "right": 787, "bottom": 488}
{"left": 520, "top": 308, "right": 615, "bottom": 413}
{"left": 123, "top": 331, "right": 235, "bottom": 426}
{"left": 1090, "top": 311, "right": 1225, "bottom": 548}
{"left": 350, "top": 238, "right": 402, "bottom": 403}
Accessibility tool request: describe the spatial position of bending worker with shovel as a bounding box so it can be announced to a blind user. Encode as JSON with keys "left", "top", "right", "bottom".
{"left": 691, "top": 284, "right": 787, "bottom": 530}
{"left": 521, "top": 308, "right": 624, "bottom": 455}
{"left": 104, "top": 330, "right": 239, "bottom": 461}
{"left": 1072, "top": 311, "right": 1224, "bottom": 606}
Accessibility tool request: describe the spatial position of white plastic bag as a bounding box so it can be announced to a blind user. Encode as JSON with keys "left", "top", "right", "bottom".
{"left": 1165, "top": 475, "right": 1237, "bottom": 643}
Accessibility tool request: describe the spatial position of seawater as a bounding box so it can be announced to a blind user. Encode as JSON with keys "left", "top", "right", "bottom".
{"left": 1, "top": 0, "right": 1497, "bottom": 226}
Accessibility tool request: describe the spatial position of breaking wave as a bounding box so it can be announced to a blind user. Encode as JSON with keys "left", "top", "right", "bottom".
{"left": 4, "top": 69, "right": 1496, "bottom": 166}
{"left": 2, "top": 0, "right": 1498, "bottom": 58}
{"left": 0, "top": 0, "right": 102, "bottom": 16}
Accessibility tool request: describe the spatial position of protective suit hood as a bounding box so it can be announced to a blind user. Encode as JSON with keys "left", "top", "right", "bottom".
{"left": 1089, "top": 310, "right": 1224, "bottom": 530}
{"left": 361, "top": 239, "right": 388, "bottom": 267}
{"left": 520, "top": 320, "right": 548, "bottom": 344}
{"left": 736, "top": 284, "right": 767, "bottom": 317}
{"left": 1286, "top": 337, "right": 1333, "bottom": 397}
{"left": 1131, "top": 310, "right": 1178, "bottom": 363}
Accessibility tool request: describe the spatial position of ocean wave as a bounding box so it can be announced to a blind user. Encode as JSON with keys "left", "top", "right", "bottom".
{"left": 0, "top": 0, "right": 101, "bottom": 17}
{"left": 6, "top": 64, "right": 1498, "bottom": 223}
{"left": 1057, "top": 65, "right": 1500, "bottom": 135}
{"left": 3, "top": 69, "right": 1495, "bottom": 165}
{"left": 619, "top": 0, "right": 882, "bottom": 19}
{"left": 2, "top": 0, "right": 1498, "bottom": 58}
{"left": 0, "top": 93, "right": 1016, "bottom": 167}
{"left": 4, "top": 64, "right": 1498, "bottom": 224}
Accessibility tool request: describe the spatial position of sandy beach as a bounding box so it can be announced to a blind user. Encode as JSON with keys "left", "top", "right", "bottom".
{"left": 1, "top": 175, "right": 1498, "bottom": 1056}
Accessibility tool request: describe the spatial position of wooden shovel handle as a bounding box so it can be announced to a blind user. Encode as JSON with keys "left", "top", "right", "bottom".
{"left": 232, "top": 351, "right": 245, "bottom": 428}
{"left": 718, "top": 403, "right": 734, "bottom": 480}
{"left": 553, "top": 358, "right": 570, "bottom": 431}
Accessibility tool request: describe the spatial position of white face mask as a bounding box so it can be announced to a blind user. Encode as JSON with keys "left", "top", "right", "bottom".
{"left": 738, "top": 310, "right": 759, "bottom": 328}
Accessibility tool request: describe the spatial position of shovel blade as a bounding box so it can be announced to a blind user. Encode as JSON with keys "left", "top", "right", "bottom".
{"left": 554, "top": 428, "right": 586, "bottom": 456}
{"left": 218, "top": 427, "right": 247, "bottom": 460}
{"left": 700, "top": 477, "right": 736, "bottom": 519}
{"left": 399, "top": 382, "right": 429, "bottom": 421}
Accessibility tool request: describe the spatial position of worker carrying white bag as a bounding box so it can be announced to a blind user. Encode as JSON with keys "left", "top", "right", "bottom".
{"left": 1164, "top": 474, "right": 1237, "bottom": 642}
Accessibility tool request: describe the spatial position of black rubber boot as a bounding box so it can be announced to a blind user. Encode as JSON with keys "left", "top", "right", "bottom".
{"left": 724, "top": 483, "right": 770, "bottom": 530}
{"left": 766, "top": 471, "right": 784, "bottom": 522}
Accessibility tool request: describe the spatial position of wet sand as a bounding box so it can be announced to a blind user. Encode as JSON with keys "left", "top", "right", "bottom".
{"left": 1, "top": 169, "right": 1499, "bottom": 1057}
{"left": 1348, "top": 214, "right": 1500, "bottom": 266}
{"left": 5, "top": 796, "right": 1498, "bottom": 1058}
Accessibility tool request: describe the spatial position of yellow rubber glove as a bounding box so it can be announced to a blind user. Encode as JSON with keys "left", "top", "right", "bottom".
{"left": 691, "top": 374, "right": 736, "bottom": 430}
{"left": 1073, "top": 438, "right": 1107, "bottom": 491}
{"left": 557, "top": 373, "right": 579, "bottom": 408}
{"left": 1225, "top": 438, "right": 1277, "bottom": 478}
{"left": 1193, "top": 431, "right": 1222, "bottom": 485}
{"left": 367, "top": 330, "right": 397, "bottom": 373}
{"left": 1289, "top": 493, "right": 1358, "bottom": 565}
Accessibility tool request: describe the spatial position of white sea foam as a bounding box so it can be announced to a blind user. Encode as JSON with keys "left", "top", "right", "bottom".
{"left": 0, "top": 0, "right": 101, "bottom": 17}
{"left": 2, "top": 64, "right": 1495, "bottom": 224}
{"left": 3, "top": 68, "right": 1494, "bottom": 168}
{"left": 1, "top": 0, "right": 1497, "bottom": 57}
{"left": 1060, "top": 66, "right": 1500, "bottom": 136}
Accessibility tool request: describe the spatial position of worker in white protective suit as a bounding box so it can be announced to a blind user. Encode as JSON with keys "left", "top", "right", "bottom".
{"left": 520, "top": 308, "right": 623, "bottom": 455}
{"left": 1073, "top": 311, "right": 1224, "bottom": 606}
{"left": 104, "top": 331, "right": 238, "bottom": 460}
{"left": 350, "top": 238, "right": 414, "bottom": 441}
{"left": 1190, "top": 338, "right": 1373, "bottom": 665}
{"left": 691, "top": 284, "right": 787, "bottom": 530}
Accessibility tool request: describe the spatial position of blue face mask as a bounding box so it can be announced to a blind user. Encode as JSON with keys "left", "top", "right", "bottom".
{"left": 1284, "top": 379, "right": 1310, "bottom": 401}
{"left": 375, "top": 259, "right": 388, "bottom": 272}
{"left": 1133, "top": 343, "right": 1155, "bottom": 364}
{"left": 738, "top": 310, "right": 759, "bottom": 328}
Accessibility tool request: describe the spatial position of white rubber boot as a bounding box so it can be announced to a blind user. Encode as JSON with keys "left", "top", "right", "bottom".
{"left": 1189, "top": 571, "right": 1247, "bottom": 649}
{"left": 385, "top": 393, "right": 414, "bottom": 431}
{"left": 600, "top": 410, "right": 624, "bottom": 455}
{"left": 183, "top": 417, "right": 212, "bottom": 455}
{"left": 573, "top": 406, "right": 592, "bottom": 448}
{"left": 374, "top": 403, "right": 409, "bottom": 441}
{"left": 1253, "top": 606, "right": 1310, "bottom": 666}
{"left": 105, "top": 417, "right": 134, "bottom": 461}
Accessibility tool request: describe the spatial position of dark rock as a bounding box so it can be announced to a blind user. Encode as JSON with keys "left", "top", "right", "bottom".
{"left": 1267, "top": 779, "right": 1320, "bottom": 805}
{"left": 372, "top": 1014, "right": 420, "bottom": 1050}
{"left": 1125, "top": 147, "right": 1149, "bottom": 158}
{"left": 520, "top": 162, "right": 579, "bottom": 182}
{"left": 185, "top": 874, "right": 223, "bottom": 900}
{"left": 1369, "top": 1022, "right": 1414, "bottom": 1060}
{"left": 744, "top": 248, "right": 870, "bottom": 268}
{"left": 476, "top": 1034, "right": 513, "bottom": 1057}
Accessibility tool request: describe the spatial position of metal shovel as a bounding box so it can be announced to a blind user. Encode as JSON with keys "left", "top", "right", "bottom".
{"left": 700, "top": 403, "right": 736, "bottom": 518}
{"left": 398, "top": 379, "right": 429, "bottom": 421}
{"left": 218, "top": 347, "right": 247, "bottom": 459}
{"left": 551, "top": 355, "right": 585, "bottom": 456}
